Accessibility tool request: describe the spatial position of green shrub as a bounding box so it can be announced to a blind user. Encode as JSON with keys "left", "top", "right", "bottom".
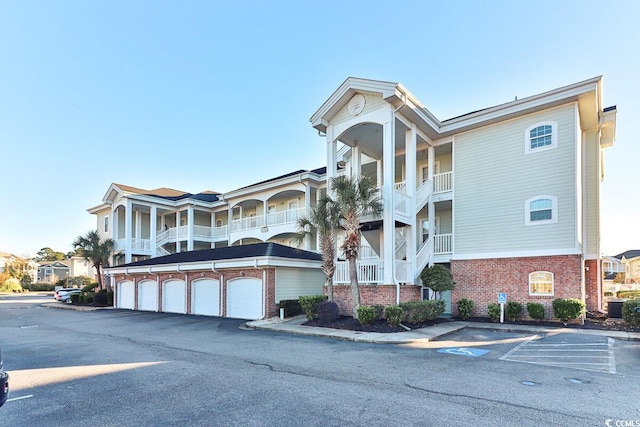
{"left": 616, "top": 290, "right": 640, "bottom": 299}
{"left": 317, "top": 301, "right": 339, "bottom": 324}
{"left": 82, "top": 283, "right": 99, "bottom": 293}
{"left": 372, "top": 304, "right": 385, "bottom": 320}
{"left": 505, "top": 301, "right": 524, "bottom": 322}
{"left": 552, "top": 298, "right": 585, "bottom": 325}
{"left": 278, "top": 299, "right": 303, "bottom": 318}
{"left": 298, "top": 295, "right": 327, "bottom": 320}
{"left": 0, "top": 278, "right": 23, "bottom": 293}
{"left": 622, "top": 300, "right": 640, "bottom": 326}
{"left": 400, "top": 300, "right": 445, "bottom": 323}
{"left": 27, "top": 282, "right": 56, "bottom": 292}
{"left": 94, "top": 292, "right": 108, "bottom": 306}
{"left": 419, "top": 264, "right": 455, "bottom": 300}
{"left": 603, "top": 291, "right": 614, "bottom": 297}
{"left": 385, "top": 306, "right": 403, "bottom": 326}
{"left": 456, "top": 298, "right": 474, "bottom": 320}
{"left": 488, "top": 303, "right": 501, "bottom": 322}
{"left": 526, "top": 302, "right": 545, "bottom": 322}
{"left": 106, "top": 291, "right": 114, "bottom": 306}
{"left": 357, "top": 306, "right": 376, "bottom": 325}
{"left": 70, "top": 293, "right": 81, "bottom": 304}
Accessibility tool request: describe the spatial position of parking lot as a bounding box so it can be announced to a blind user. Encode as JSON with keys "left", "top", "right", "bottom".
{"left": 2, "top": 293, "right": 640, "bottom": 426}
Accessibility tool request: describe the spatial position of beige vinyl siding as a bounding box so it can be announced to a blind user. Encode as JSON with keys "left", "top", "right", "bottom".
{"left": 583, "top": 130, "right": 600, "bottom": 255}
{"left": 454, "top": 104, "right": 577, "bottom": 254}
{"left": 96, "top": 209, "right": 110, "bottom": 240}
{"left": 331, "top": 93, "right": 386, "bottom": 126}
{"left": 275, "top": 267, "right": 325, "bottom": 302}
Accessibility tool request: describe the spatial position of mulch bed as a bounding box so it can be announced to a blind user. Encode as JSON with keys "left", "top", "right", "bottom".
{"left": 303, "top": 315, "right": 640, "bottom": 334}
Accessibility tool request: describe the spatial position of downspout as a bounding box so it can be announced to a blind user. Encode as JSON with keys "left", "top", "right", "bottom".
{"left": 393, "top": 86, "right": 407, "bottom": 305}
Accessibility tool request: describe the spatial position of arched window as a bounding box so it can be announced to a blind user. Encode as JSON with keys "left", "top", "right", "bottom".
{"left": 525, "top": 121, "right": 557, "bottom": 153}
{"left": 525, "top": 196, "right": 557, "bottom": 225}
{"left": 529, "top": 271, "right": 554, "bottom": 295}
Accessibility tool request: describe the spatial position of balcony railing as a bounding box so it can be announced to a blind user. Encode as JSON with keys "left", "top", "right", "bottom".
{"left": 434, "top": 233, "right": 452, "bottom": 254}
{"left": 231, "top": 207, "right": 307, "bottom": 233}
{"left": 434, "top": 171, "right": 452, "bottom": 194}
{"left": 334, "top": 259, "right": 383, "bottom": 284}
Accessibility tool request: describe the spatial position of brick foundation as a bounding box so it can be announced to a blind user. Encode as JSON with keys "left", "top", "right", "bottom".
{"left": 584, "top": 259, "right": 601, "bottom": 312}
{"left": 329, "top": 284, "right": 421, "bottom": 316}
{"left": 451, "top": 255, "right": 584, "bottom": 319}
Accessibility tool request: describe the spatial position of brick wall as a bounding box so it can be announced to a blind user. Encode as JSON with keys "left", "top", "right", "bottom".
{"left": 451, "top": 255, "right": 583, "bottom": 319}
{"left": 584, "top": 259, "right": 600, "bottom": 312}
{"left": 329, "top": 284, "right": 421, "bottom": 316}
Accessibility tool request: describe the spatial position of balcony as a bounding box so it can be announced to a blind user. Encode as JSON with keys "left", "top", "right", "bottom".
{"left": 230, "top": 207, "right": 307, "bottom": 233}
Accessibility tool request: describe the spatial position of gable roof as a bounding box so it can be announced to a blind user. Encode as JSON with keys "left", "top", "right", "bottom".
{"left": 617, "top": 250, "right": 640, "bottom": 260}
{"left": 109, "top": 243, "right": 322, "bottom": 270}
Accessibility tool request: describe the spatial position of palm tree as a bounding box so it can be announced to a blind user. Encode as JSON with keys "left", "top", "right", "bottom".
{"left": 331, "top": 175, "right": 383, "bottom": 317}
{"left": 295, "top": 195, "right": 341, "bottom": 301}
{"left": 72, "top": 230, "right": 114, "bottom": 290}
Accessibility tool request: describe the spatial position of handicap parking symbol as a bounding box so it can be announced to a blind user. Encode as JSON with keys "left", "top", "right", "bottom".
{"left": 437, "top": 347, "right": 489, "bottom": 357}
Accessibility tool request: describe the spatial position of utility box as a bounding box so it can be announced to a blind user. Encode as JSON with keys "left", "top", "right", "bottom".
{"left": 607, "top": 299, "right": 625, "bottom": 319}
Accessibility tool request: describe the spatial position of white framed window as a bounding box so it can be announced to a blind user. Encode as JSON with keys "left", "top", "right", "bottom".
{"left": 216, "top": 219, "right": 223, "bottom": 228}
{"left": 104, "top": 216, "right": 109, "bottom": 233}
{"left": 529, "top": 271, "right": 554, "bottom": 296}
{"left": 525, "top": 196, "right": 557, "bottom": 225}
{"left": 525, "top": 121, "right": 557, "bottom": 154}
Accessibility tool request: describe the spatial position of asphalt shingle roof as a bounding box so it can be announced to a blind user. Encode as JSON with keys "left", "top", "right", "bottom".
{"left": 114, "top": 243, "right": 322, "bottom": 268}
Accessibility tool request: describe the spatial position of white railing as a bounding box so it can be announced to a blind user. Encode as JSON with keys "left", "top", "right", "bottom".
{"left": 156, "top": 246, "right": 171, "bottom": 257}
{"left": 114, "top": 239, "right": 126, "bottom": 251}
{"left": 394, "top": 190, "right": 410, "bottom": 216}
{"left": 177, "top": 225, "right": 189, "bottom": 239}
{"left": 131, "top": 239, "right": 151, "bottom": 251}
{"left": 334, "top": 259, "right": 384, "bottom": 284}
{"left": 360, "top": 245, "right": 378, "bottom": 259}
{"left": 193, "top": 225, "right": 212, "bottom": 239}
{"left": 231, "top": 215, "right": 265, "bottom": 232}
{"left": 212, "top": 225, "right": 229, "bottom": 238}
{"left": 434, "top": 233, "right": 452, "bottom": 254}
{"left": 395, "top": 260, "right": 410, "bottom": 283}
{"left": 394, "top": 181, "right": 406, "bottom": 192}
{"left": 434, "top": 171, "right": 452, "bottom": 194}
{"left": 416, "top": 238, "right": 432, "bottom": 272}
{"left": 416, "top": 179, "right": 432, "bottom": 209}
{"left": 266, "top": 207, "right": 307, "bottom": 227}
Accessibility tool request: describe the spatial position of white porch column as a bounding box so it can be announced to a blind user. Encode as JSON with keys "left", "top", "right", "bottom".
{"left": 135, "top": 211, "right": 142, "bottom": 246}
{"left": 428, "top": 145, "right": 435, "bottom": 262}
{"left": 112, "top": 206, "right": 118, "bottom": 241}
{"left": 211, "top": 212, "right": 216, "bottom": 248}
{"left": 176, "top": 210, "right": 181, "bottom": 253}
{"left": 406, "top": 125, "right": 417, "bottom": 282}
{"left": 326, "top": 125, "right": 337, "bottom": 193}
{"left": 187, "top": 206, "right": 194, "bottom": 251}
{"left": 377, "top": 160, "right": 383, "bottom": 188}
{"left": 125, "top": 200, "right": 132, "bottom": 263}
{"left": 352, "top": 144, "right": 361, "bottom": 178}
{"left": 382, "top": 117, "right": 395, "bottom": 285}
{"left": 150, "top": 205, "right": 157, "bottom": 256}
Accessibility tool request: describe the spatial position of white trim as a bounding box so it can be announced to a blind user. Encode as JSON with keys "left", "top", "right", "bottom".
{"left": 525, "top": 195, "right": 558, "bottom": 226}
{"left": 525, "top": 121, "right": 558, "bottom": 154}
{"left": 452, "top": 247, "right": 582, "bottom": 260}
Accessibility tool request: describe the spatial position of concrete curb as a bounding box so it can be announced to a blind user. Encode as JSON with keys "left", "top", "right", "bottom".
{"left": 41, "top": 302, "right": 114, "bottom": 312}
{"left": 245, "top": 317, "right": 640, "bottom": 344}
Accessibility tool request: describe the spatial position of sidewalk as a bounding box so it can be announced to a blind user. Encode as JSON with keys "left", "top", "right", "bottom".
{"left": 41, "top": 302, "right": 114, "bottom": 312}
{"left": 245, "top": 316, "right": 640, "bottom": 344}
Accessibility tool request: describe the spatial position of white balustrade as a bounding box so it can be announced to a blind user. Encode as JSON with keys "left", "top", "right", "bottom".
{"left": 434, "top": 233, "right": 452, "bottom": 254}
{"left": 434, "top": 171, "right": 452, "bottom": 194}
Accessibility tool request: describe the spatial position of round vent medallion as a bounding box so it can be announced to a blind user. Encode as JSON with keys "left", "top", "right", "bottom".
{"left": 348, "top": 94, "right": 366, "bottom": 116}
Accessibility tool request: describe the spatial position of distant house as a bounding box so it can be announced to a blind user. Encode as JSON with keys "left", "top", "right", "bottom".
{"left": 620, "top": 250, "right": 640, "bottom": 284}
{"left": 37, "top": 256, "right": 96, "bottom": 283}
{"left": 0, "top": 251, "right": 38, "bottom": 283}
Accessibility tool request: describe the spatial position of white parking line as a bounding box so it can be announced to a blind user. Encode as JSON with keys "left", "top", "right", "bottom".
{"left": 7, "top": 394, "right": 33, "bottom": 402}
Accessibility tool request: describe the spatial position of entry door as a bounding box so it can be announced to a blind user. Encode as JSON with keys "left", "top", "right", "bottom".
{"left": 286, "top": 201, "right": 298, "bottom": 223}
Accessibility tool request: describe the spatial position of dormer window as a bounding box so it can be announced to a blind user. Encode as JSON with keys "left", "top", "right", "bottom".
{"left": 525, "top": 121, "right": 557, "bottom": 154}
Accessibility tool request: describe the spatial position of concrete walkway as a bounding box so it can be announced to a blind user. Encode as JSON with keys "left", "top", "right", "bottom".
{"left": 245, "top": 316, "right": 640, "bottom": 344}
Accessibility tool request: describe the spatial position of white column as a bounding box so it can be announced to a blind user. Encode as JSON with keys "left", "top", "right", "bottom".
{"left": 326, "top": 125, "right": 337, "bottom": 194}
{"left": 187, "top": 206, "right": 194, "bottom": 251}
{"left": 377, "top": 160, "right": 383, "bottom": 188}
{"left": 406, "top": 125, "right": 417, "bottom": 282}
{"left": 383, "top": 117, "right": 395, "bottom": 285}
{"left": 352, "top": 144, "right": 361, "bottom": 178}
{"left": 125, "top": 200, "right": 132, "bottom": 264}
{"left": 428, "top": 145, "right": 435, "bottom": 260}
{"left": 176, "top": 210, "right": 181, "bottom": 253}
{"left": 150, "top": 205, "right": 157, "bottom": 256}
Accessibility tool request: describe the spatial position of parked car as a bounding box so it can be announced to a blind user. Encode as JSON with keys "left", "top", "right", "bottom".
{"left": 60, "top": 290, "right": 82, "bottom": 304}
{"left": 0, "top": 347, "right": 8, "bottom": 408}
{"left": 54, "top": 288, "right": 81, "bottom": 301}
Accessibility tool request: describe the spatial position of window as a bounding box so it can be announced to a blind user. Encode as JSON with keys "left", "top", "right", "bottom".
{"left": 525, "top": 121, "right": 557, "bottom": 154}
{"left": 529, "top": 271, "right": 554, "bottom": 295}
{"left": 104, "top": 216, "right": 109, "bottom": 233}
{"left": 525, "top": 196, "right": 557, "bottom": 225}
{"left": 44, "top": 268, "right": 54, "bottom": 283}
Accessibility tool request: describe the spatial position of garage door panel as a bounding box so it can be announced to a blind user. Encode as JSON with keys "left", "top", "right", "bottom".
{"left": 191, "top": 279, "right": 220, "bottom": 316}
{"left": 226, "top": 278, "right": 263, "bottom": 320}
{"left": 163, "top": 280, "right": 186, "bottom": 313}
{"left": 138, "top": 280, "right": 158, "bottom": 311}
{"left": 117, "top": 281, "right": 135, "bottom": 310}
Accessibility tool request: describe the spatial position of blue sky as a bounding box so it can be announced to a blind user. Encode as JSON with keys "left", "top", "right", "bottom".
{"left": 1, "top": 0, "right": 638, "bottom": 257}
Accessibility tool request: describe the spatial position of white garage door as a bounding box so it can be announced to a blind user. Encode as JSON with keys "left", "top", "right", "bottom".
{"left": 138, "top": 280, "right": 158, "bottom": 312}
{"left": 117, "top": 281, "right": 135, "bottom": 310}
{"left": 163, "top": 280, "right": 186, "bottom": 313}
{"left": 191, "top": 279, "right": 220, "bottom": 316}
{"left": 226, "top": 278, "right": 263, "bottom": 320}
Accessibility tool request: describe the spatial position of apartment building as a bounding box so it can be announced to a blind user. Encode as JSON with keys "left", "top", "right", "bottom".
{"left": 94, "top": 76, "right": 616, "bottom": 319}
